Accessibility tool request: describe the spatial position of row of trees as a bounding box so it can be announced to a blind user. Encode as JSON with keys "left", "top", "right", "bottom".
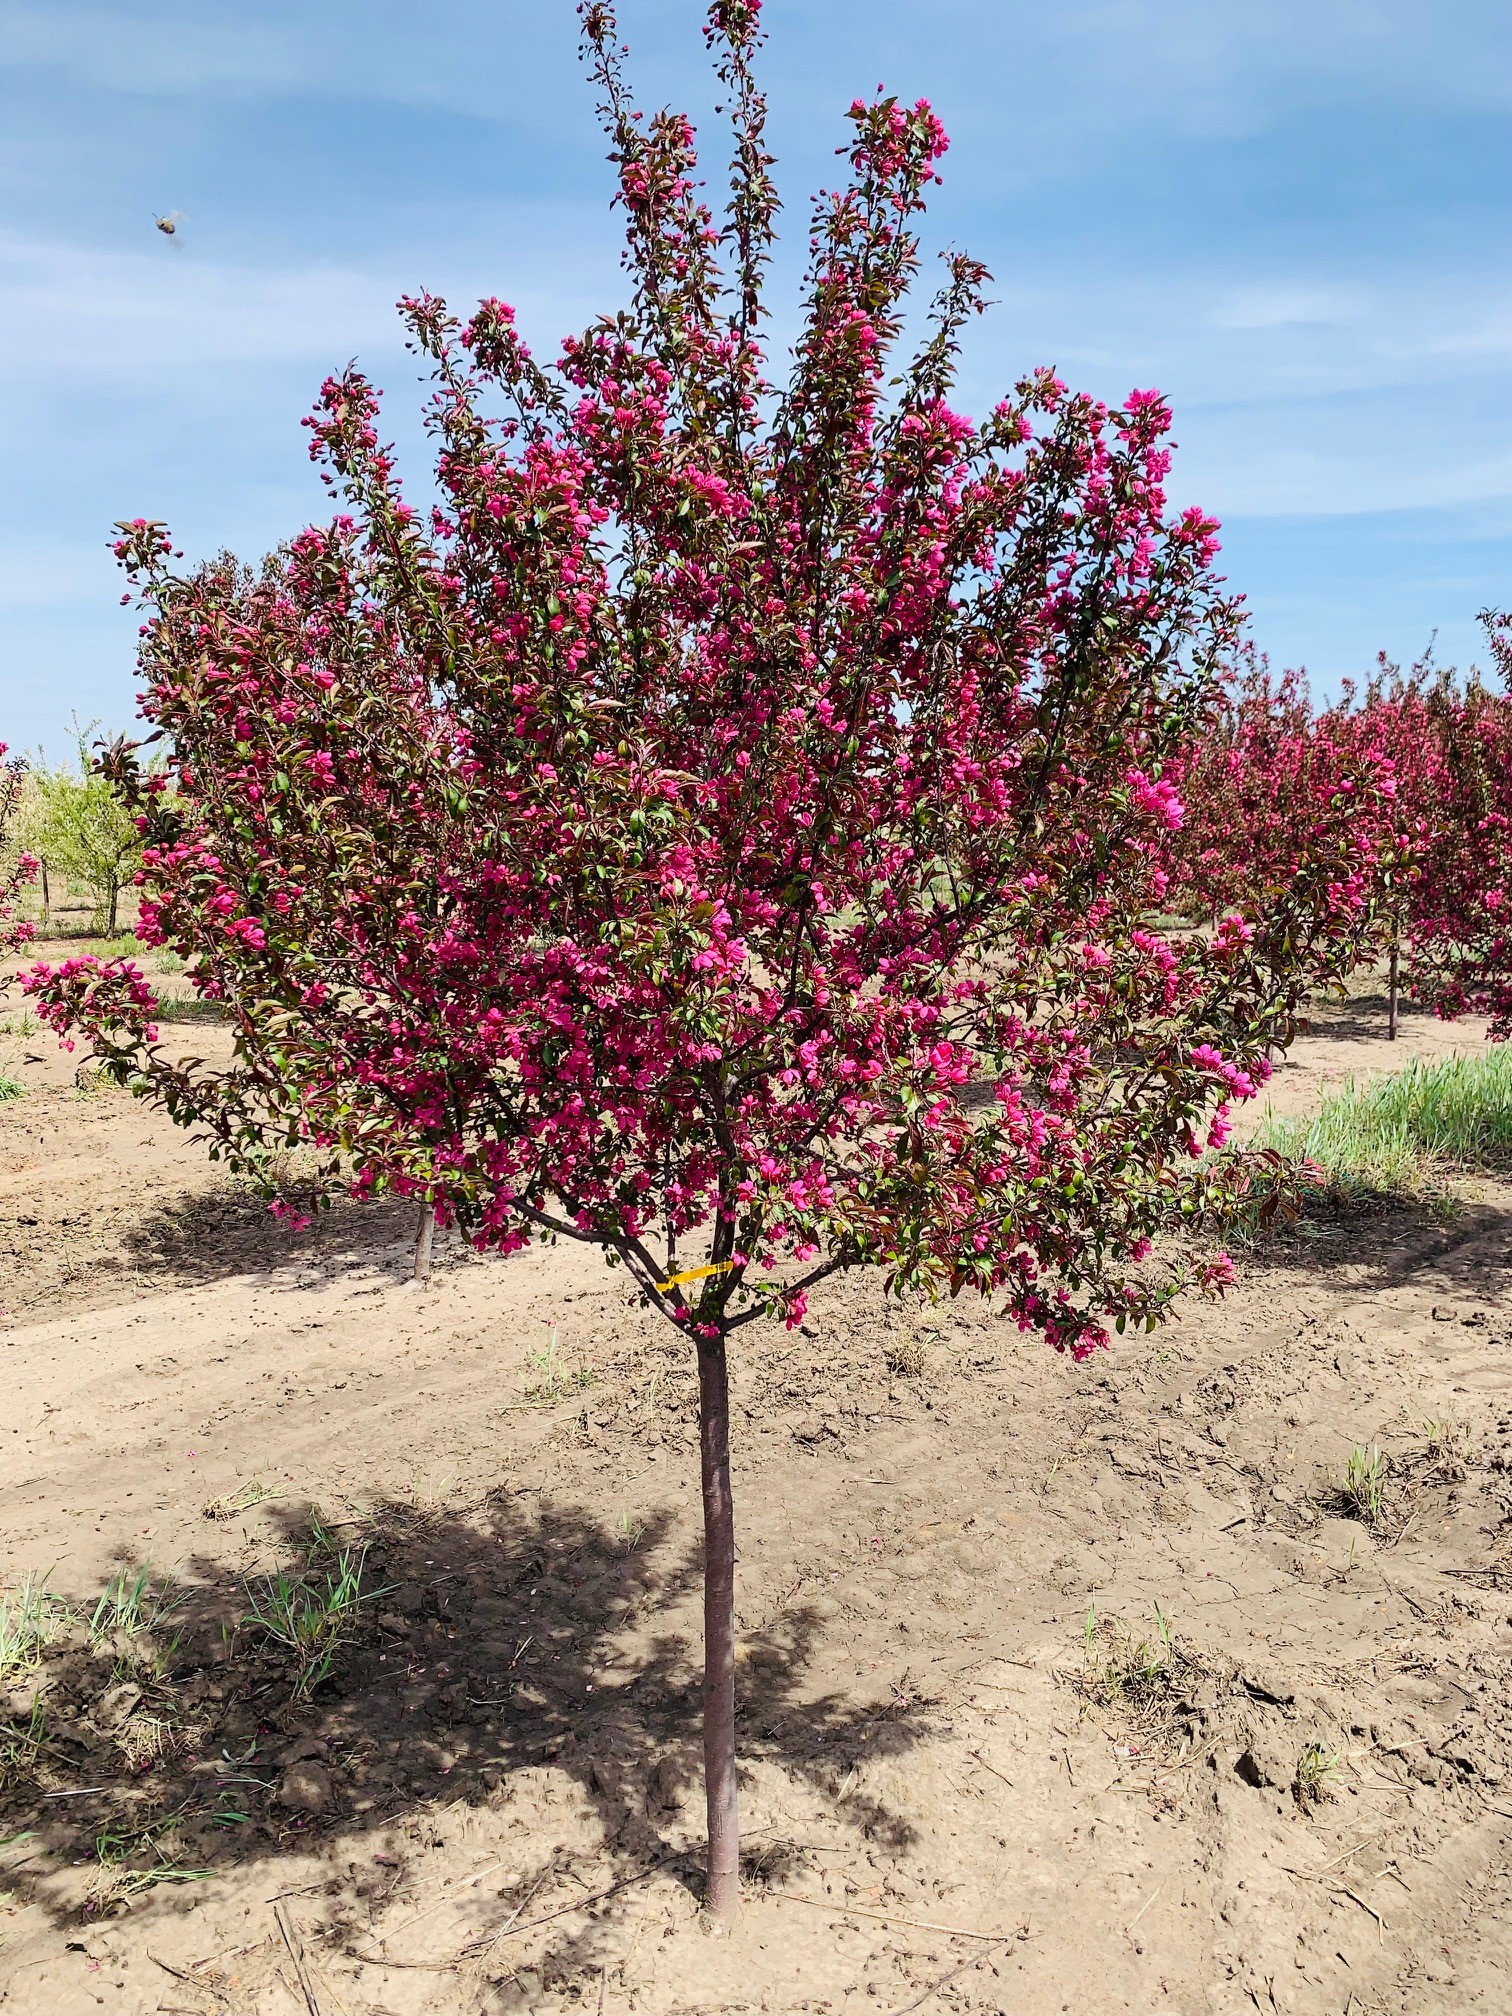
{"left": 0, "top": 0, "right": 1505, "bottom": 1923}
{"left": 1169, "top": 632, "right": 1512, "bottom": 1039}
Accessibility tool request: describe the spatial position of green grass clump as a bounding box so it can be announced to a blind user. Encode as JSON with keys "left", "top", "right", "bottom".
{"left": 0, "top": 1577, "right": 66, "bottom": 1682}
{"left": 0, "top": 1070, "right": 24, "bottom": 1102}
{"left": 523, "top": 1325, "right": 596, "bottom": 1406}
{"left": 1254, "top": 1047, "right": 1512, "bottom": 1208}
{"left": 242, "top": 1543, "right": 384, "bottom": 1700}
{"left": 1341, "top": 1442, "right": 1387, "bottom": 1524}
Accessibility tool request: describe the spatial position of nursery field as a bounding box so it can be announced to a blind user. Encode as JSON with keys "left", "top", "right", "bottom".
{"left": 5, "top": 3, "right": 1511, "bottom": 2011}
{"left": 3, "top": 953, "right": 1512, "bottom": 2016}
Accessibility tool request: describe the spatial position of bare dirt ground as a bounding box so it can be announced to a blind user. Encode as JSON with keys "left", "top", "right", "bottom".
{"left": 3, "top": 949, "right": 1511, "bottom": 2015}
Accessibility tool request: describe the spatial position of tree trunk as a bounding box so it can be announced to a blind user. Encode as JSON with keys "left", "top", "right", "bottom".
{"left": 107, "top": 876, "right": 118, "bottom": 937}
{"left": 696, "top": 1326, "right": 740, "bottom": 1921}
{"left": 1387, "top": 928, "right": 1400, "bottom": 1042}
{"left": 411, "top": 1204, "right": 435, "bottom": 1285}
{"left": 40, "top": 862, "right": 49, "bottom": 922}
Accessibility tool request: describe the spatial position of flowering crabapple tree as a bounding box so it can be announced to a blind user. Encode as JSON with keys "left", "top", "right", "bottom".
{"left": 29, "top": 1, "right": 1386, "bottom": 1917}
{"left": 1393, "top": 612, "right": 1512, "bottom": 1036}
{"left": 1166, "top": 655, "right": 1324, "bottom": 925}
{"left": 1280, "top": 636, "right": 1512, "bottom": 1042}
{"left": 1319, "top": 654, "right": 1461, "bottom": 1039}
{"left": 1168, "top": 653, "right": 1401, "bottom": 949}
{"left": 1, "top": 743, "right": 39, "bottom": 963}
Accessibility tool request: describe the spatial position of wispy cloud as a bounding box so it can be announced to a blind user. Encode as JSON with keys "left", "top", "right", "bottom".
{"left": 959, "top": 262, "right": 1512, "bottom": 431}
{"left": 0, "top": 235, "right": 399, "bottom": 380}
{"left": 1039, "top": 0, "right": 1512, "bottom": 111}
{"left": 6, "top": 1, "right": 1508, "bottom": 137}
{"left": 0, "top": 220, "right": 614, "bottom": 387}
{"left": 0, "top": 0, "right": 1508, "bottom": 747}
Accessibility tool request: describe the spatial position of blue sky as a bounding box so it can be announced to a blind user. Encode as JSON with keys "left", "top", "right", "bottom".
{"left": 1, "top": 0, "right": 1508, "bottom": 753}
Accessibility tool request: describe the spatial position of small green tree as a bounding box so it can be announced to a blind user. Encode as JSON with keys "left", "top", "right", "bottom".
{"left": 26, "top": 722, "right": 142, "bottom": 936}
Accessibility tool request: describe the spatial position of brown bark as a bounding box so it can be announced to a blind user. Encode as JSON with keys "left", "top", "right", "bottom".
{"left": 411, "top": 1204, "right": 435, "bottom": 1284}
{"left": 1388, "top": 930, "right": 1400, "bottom": 1041}
{"left": 696, "top": 1326, "right": 740, "bottom": 1920}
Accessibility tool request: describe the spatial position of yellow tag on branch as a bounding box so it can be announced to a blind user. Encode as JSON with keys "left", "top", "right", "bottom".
{"left": 655, "top": 1260, "right": 738, "bottom": 1293}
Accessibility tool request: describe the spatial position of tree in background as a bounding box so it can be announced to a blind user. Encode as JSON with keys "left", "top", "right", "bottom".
{"left": 23, "top": 721, "right": 145, "bottom": 937}
{"left": 0, "top": 743, "right": 38, "bottom": 958}
{"left": 1319, "top": 652, "right": 1465, "bottom": 1039}
{"left": 28, "top": 0, "right": 1388, "bottom": 1918}
{"left": 1397, "top": 613, "right": 1512, "bottom": 1036}
{"left": 1170, "top": 648, "right": 1511, "bottom": 1044}
{"left": 1167, "top": 656, "right": 1335, "bottom": 924}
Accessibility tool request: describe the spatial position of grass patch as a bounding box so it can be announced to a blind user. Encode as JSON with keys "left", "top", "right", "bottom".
{"left": 242, "top": 1541, "right": 384, "bottom": 1701}
{"left": 88, "top": 1807, "right": 209, "bottom": 1909}
{"left": 0, "top": 1069, "right": 23, "bottom": 1102}
{"left": 1294, "top": 1739, "right": 1341, "bottom": 1808}
{"left": 72, "top": 1060, "right": 121, "bottom": 1097}
{"left": 882, "top": 1331, "right": 930, "bottom": 1379}
{"left": 151, "top": 994, "right": 231, "bottom": 1024}
{"left": 89, "top": 1563, "right": 182, "bottom": 1644}
{"left": 1080, "top": 1603, "right": 1174, "bottom": 1713}
{"left": 0, "top": 1698, "right": 48, "bottom": 1792}
{"left": 1252, "top": 1046, "right": 1512, "bottom": 1209}
{"left": 1341, "top": 1442, "right": 1388, "bottom": 1525}
{"left": 523, "top": 1325, "right": 596, "bottom": 1406}
{"left": 0, "top": 1576, "right": 66, "bottom": 1684}
{"left": 201, "top": 1478, "right": 280, "bottom": 1521}
{"left": 79, "top": 935, "right": 143, "bottom": 959}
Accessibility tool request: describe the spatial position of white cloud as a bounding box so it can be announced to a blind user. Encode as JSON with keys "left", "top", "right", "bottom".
{"left": 0, "top": 233, "right": 400, "bottom": 381}
{"left": 1171, "top": 397, "right": 1512, "bottom": 519}
{"left": 1034, "top": 0, "right": 1512, "bottom": 124}
{"left": 1207, "top": 284, "right": 1367, "bottom": 332}
{"left": 0, "top": 222, "right": 613, "bottom": 388}
{"left": 6, "top": 0, "right": 1509, "bottom": 139}
{"left": 962, "top": 263, "right": 1512, "bottom": 408}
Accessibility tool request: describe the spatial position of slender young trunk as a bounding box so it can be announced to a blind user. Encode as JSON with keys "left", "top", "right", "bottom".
{"left": 411, "top": 1204, "right": 435, "bottom": 1285}
{"left": 696, "top": 1325, "right": 740, "bottom": 1922}
{"left": 40, "top": 862, "right": 49, "bottom": 922}
{"left": 107, "top": 876, "right": 118, "bottom": 937}
{"left": 1387, "top": 924, "right": 1400, "bottom": 1042}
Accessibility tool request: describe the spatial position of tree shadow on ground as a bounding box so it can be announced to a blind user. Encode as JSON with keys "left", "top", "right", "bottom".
{"left": 0, "top": 1492, "right": 930, "bottom": 1988}
{"left": 1229, "top": 1191, "right": 1512, "bottom": 1298}
{"left": 119, "top": 1187, "right": 424, "bottom": 1291}
{"left": 1291, "top": 990, "right": 1443, "bottom": 1047}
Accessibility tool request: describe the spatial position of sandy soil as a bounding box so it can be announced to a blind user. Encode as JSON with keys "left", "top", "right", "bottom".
{"left": 2, "top": 954, "right": 1511, "bottom": 2015}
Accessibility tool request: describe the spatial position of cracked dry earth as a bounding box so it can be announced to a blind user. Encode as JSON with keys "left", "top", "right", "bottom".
{"left": 2, "top": 985, "right": 1511, "bottom": 2014}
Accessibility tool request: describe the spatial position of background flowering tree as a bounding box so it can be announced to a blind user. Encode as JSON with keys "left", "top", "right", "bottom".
{"left": 29, "top": 0, "right": 1386, "bottom": 1916}
{"left": 1170, "top": 651, "right": 1484, "bottom": 1041}
{"left": 1, "top": 743, "right": 38, "bottom": 961}
{"left": 1318, "top": 654, "right": 1463, "bottom": 1039}
{"left": 1393, "top": 613, "right": 1512, "bottom": 1035}
{"left": 1166, "top": 656, "right": 1327, "bottom": 925}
